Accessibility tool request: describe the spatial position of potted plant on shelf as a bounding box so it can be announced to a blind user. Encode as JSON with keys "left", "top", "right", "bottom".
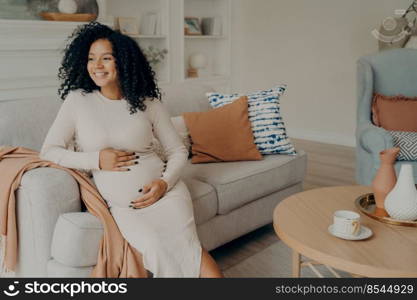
{"left": 142, "top": 45, "right": 168, "bottom": 69}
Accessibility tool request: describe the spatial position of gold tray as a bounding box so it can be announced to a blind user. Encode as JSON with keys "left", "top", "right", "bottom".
{"left": 355, "top": 193, "right": 417, "bottom": 227}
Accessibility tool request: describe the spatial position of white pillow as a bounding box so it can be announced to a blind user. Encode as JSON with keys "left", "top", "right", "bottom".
{"left": 171, "top": 116, "right": 191, "bottom": 150}
{"left": 152, "top": 116, "right": 191, "bottom": 161}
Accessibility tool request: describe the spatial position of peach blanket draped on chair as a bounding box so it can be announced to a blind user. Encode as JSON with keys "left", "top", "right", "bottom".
{"left": 0, "top": 146, "right": 147, "bottom": 277}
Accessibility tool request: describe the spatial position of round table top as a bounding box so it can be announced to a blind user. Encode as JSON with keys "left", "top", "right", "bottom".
{"left": 273, "top": 185, "right": 417, "bottom": 277}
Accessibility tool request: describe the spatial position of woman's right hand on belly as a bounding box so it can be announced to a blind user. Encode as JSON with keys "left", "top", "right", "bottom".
{"left": 99, "top": 147, "right": 138, "bottom": 171}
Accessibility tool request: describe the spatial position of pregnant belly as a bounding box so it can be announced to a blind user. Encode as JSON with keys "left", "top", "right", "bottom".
{"left": 92, "top": 153, "right": 165, "bottom": 208}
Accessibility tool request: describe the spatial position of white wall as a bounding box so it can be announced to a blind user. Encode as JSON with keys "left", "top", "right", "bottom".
{"left": 231, "top": 0, "right": 411, "bottom": 146}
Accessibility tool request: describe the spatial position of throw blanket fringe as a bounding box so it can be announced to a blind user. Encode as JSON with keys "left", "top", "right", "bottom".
{"left": 0, "top": 235, "right": 15, "bottom": 277}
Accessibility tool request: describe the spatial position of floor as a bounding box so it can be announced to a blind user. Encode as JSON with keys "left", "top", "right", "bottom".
{"left": 210, "top": 138, "right": 357, "bottom": 272}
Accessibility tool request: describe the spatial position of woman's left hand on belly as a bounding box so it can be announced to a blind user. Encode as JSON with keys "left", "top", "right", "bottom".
{"left": 129, "top": 179, "right": 168, "bottom": 209}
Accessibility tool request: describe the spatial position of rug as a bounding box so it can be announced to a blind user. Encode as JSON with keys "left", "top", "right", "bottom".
{"left": 223, "top": 241, "right": 351, "bottom": 278}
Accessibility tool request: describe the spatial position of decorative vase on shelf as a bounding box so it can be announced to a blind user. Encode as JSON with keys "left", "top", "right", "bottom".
{"left": 96, "top": 0, "right": 106, "bottom": 22}
{"left": 384, "top": 163, "right": 417, "bottom": 221}
{"left": 371, "top": 147, "right": 400, "bottom": 217}
{"left": 187, "top": 53, "right": 207, "bottom": 78}
{"left": 58, "top": 0, "right": 78, "bottom": 14}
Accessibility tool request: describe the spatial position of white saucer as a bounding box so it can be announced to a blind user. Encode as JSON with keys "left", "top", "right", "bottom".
{"left": 328, "top": 224, "right": 373, "bottom": 240}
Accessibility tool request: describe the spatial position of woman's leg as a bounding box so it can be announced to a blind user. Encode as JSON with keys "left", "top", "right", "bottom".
{"left": 199, "top": 248, "right": 224, "bottom": 278}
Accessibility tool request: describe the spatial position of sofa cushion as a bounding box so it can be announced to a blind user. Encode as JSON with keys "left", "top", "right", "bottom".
{"left": 182, "top": 150, "right": 307, "bottom": 215}
{"left": 153, "top": 116, "right": 191, "bottom": 161}
{"left": 51, "top": 212, "right": 103, "bottom": 267}
{"left": 372, "top": 93, "right": 417, "bottom": 131}
{"left": 182, "top": 178, "right": 218, "bottom": 225}
{"left": 47, "top": 259, "right": 93, "bottom": 278}
{"left": 206, "top": 85, "right": 296, "bottom": 155}
{"left": 183, "top": 96, "right": 262, "bottom": 163}
{"left": 160, "top": 83, "right": 214, "bottom": 117}
{"left": 0, "top": 96, "right": 61, "bottom": 151}
{"left": 51, "top": 178, "right": 216, "bottom": 268}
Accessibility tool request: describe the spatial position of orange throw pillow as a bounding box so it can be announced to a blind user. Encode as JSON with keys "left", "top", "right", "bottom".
{"left": 372, "top": 93, "right": 417, "bottom": 131}
{"left": 183, "top": 96, "right": 263, "bottom": 163}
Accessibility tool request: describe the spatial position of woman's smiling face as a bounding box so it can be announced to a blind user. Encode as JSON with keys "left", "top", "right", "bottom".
{"left": 87, "top": 39, "right": 119, "bottom": 89}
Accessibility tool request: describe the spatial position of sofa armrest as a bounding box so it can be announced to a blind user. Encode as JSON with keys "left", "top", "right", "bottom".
{"left": 16, "top": 167, "right": 81, "bottom": 276}
{"left": 357, "top": 123, "right": 394, "bottom": 155}
{"left": 51, "top": 212, "right": 103, "bottom": 268}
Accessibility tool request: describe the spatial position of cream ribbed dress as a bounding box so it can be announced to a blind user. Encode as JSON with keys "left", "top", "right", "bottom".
{"left": 40, "top": 90, "right": 202, "bottom": 277}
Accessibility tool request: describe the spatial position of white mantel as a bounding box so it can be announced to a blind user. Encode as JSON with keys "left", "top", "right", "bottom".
{"left": 0, "top": 20, "right": 111, "bottom": 101}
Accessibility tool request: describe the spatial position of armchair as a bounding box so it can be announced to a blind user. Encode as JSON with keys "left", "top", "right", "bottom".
{"left": 356, "top": 48, "right": 417, "bottom": 185}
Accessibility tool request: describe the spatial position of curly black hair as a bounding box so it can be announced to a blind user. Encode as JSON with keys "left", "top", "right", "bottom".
{"left": 58, "top": 21, "right": 161, "bottom": 113}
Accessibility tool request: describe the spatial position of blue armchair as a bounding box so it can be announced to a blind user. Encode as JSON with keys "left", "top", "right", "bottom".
{"left": 356, "top": 48, "right": 417, "bottom": 185}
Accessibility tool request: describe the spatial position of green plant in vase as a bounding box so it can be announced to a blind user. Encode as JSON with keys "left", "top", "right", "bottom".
{"left": 142, "top": 45, "right": 168, "bottom": 69}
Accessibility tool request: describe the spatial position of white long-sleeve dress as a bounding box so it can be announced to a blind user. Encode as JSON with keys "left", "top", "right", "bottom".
{"left": 40, "top": 89, "right": 202, "bottom": 277}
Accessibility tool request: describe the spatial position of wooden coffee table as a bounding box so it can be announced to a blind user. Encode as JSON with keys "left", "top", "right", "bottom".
{"left": 273, "top": 186, "right": 417, "bottom": 278}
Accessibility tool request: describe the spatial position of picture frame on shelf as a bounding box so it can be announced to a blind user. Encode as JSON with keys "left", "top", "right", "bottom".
{"left": 184, "top": 17, "right": 202, "bottom": 35}
{"left": 117, "top": 17, "right": 139, "bottom": 35}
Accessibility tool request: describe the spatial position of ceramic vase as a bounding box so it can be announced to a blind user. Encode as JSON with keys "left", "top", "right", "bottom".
{"left": 58, "top": 0, "right": 78, "bottom": 14}
{"left": 384, "top": 163, "right": 417, "bottom": 221}
{"left": 96, "top": 0, "right": 106, "bottom": 22}
{"left": 371, "top": 147, "right": 400, "bottom": 217}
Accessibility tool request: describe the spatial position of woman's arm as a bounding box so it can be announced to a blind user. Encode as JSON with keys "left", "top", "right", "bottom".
{"left": 40, "top": 92, "right": 100, "bottom": 170}
{"left": 147, "top": 99, "right": 188, "bottom": 191}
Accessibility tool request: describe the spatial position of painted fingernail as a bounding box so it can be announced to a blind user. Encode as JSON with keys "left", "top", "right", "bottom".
{"left": 136, "top": 156, "right": 139, "bottom": 159}
{"left": 128, "top": 205, "right": 132, "bottom": 208}
{"left": 138, "top": 188, "right": 143, "bottom": 192}
{"left": 135, "top": 161, "right": 138, "bottom": 164}
{"left": 127, "top": 168, "right": 131, "bottom": 171}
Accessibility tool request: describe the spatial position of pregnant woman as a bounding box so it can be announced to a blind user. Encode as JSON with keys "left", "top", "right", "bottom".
{"left": 40, "top": 22, "right": 223, "bottom": 278}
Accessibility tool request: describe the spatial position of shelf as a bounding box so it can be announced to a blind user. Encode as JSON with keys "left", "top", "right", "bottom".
{"left": 184, "top": 75, "right": 230, "bottom": 82}
{"left": 185, "top": 35, "right": 226, "bottom": 39}
{"left": 0, "top": 19, "right": 112, "bottom": 28}
{"left": 128, "top": 34, "right": 167, "bottom": 39}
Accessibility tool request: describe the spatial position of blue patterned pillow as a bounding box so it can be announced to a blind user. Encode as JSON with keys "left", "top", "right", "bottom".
{"left": 207, "top": 86, "right": 296, "bottom": 155}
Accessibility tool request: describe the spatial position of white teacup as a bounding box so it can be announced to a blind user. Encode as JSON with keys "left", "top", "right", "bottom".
{"left": 333, "top": 210, "right": 361, "bottom": 236}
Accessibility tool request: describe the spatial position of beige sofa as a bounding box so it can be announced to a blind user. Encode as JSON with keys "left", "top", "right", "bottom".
{"left": 0, "top": 83, "right": 307, "bottom": 277}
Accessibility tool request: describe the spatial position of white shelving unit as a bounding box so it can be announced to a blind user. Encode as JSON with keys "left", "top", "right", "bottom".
{"left": 182, "top": 0, "right": 231, "bottom": 91}
{"left": 104, "top": 0, "right": 231, "bottom": 90}
{"left": 0, "top": 0, "right": 232, "bottom": 92}
{"left": 106, "top": 0, "right": 171, "bottom": 85}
